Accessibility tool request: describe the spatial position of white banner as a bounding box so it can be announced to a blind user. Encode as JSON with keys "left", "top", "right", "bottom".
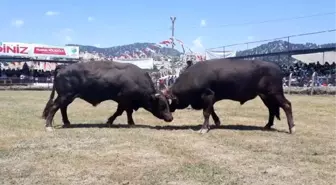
{"left": 0, "top": 41, "right": 79, "bottom": 59}
{"left": 205, "top": 50, "right": 236, "bottom": 60}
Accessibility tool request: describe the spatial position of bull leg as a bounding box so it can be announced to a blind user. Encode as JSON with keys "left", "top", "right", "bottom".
{"left": 199, "top": 89, "right": 215, "bottom": 134}
{"left": 274, "top": 94, "right": 295, "bottom": 134}
{"left": 211, "top": 108, "right": 221, "bottom": 127}
{"left": 126, "top": 109, "right": 135, "bottom": 125}
{"left": 264, "top": 109, "right": 275, "bottom": 129}
{"left": 45, "top": 96, "right": 61, "bottom": 131}
{"left": 60, "top": 106, "right": 70, "bottom": 127}
{"left": 106, "top": 104, "right": 124, "bottom": 127}
{"left": 59, "top": 95, "right": 75, "bottom": 128}
{"left": 259, "top": 95, "right": 279, "bottom": 129}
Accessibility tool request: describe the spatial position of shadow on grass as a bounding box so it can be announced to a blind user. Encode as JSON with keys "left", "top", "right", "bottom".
{"left": 55, "top": 123, "right": 288, "bottom": 133}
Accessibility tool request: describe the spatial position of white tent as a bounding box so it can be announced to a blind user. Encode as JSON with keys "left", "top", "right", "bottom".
{"left": 113, "top": 58, "right": 154, "bottom": 69}
{"left": 292, "top": 51, "right": 336, "bottom": 64}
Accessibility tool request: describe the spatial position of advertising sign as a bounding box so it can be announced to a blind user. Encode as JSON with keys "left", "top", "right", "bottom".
{"left": 0, "top": 42, "right": 79, "bottom": 59}
{"left": 0, "top": 42, "right": 30, "bottom": 57}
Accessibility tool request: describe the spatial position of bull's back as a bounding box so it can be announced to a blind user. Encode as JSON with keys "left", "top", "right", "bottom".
{"left": 173, "top": 59, "right": 283, "bottom": 100}
{"left": 54, "top": 61, "right": 152, "bottom": 104}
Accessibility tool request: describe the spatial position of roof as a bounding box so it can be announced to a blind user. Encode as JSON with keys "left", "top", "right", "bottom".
{"left": 292, "top": 51, "right": 336, "bottom": 64}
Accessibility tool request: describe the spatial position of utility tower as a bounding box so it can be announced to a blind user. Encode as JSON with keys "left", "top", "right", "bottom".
{"left": 170, "top": 16, "right": 176, "bottom": 49}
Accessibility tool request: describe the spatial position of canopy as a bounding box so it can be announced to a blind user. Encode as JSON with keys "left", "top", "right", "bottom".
{"left": 292, "top": 51, "right": 336, "bottom": 64}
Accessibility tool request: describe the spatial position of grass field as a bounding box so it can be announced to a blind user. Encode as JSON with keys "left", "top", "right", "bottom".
{"left": 0, "top": 91, "right": 335, "bottom": 185}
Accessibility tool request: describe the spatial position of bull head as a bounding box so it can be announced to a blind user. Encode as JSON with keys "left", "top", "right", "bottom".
{"left": 147, "top": 92, "right": 173, "bottom": 122}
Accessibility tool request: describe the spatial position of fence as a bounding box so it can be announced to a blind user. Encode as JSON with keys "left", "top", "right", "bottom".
{"left": 0, "top": 74, "right": 335, "bottom": 95}
{"left": 0, "top": 77, "right": 53, "bottom": 90}
{"left": 283, "top": 72, "right": 335, "bottom": 95}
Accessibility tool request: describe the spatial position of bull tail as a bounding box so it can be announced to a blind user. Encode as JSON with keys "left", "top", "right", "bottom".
{"left": 42, "top": 66, "right": 59, "bottom": 119}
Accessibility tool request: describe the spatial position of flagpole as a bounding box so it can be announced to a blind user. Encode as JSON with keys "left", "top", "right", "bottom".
{"left": 170, "top": 16, "right": 176, "bottom": 49}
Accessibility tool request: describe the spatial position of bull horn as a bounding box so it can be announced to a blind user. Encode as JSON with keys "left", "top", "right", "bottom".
{"left": 162, "top": 89, "right": 170, "bottom": 97}
{"left": 155, "top": 93, "right": 160, "bottom": 97}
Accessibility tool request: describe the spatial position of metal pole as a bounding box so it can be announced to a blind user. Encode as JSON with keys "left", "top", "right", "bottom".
{"left": 311, "top": 72, "right": 316, "bottom": 95}
{"left": 170, "top": 16, "right": 176, "bottom": 49}
{"left": 223, "top": 46, "right": 225, "bottom": 58}
{"left": 288, "top": 73, "right": 293, "bottom": 95}
{"left": 287, "top": 36, "right": 290, "bottom": 64}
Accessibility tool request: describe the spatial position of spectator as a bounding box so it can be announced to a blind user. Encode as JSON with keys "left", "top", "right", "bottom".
{"left": 181, "top": 60, "right": 193, "bottom": 73}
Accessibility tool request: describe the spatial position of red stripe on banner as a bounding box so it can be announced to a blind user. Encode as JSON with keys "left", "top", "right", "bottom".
{"left": 34, "top": 47, "right": 66, "bottom": 55}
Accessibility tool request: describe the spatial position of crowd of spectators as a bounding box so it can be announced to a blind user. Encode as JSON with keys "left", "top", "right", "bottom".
{"left": 0, "top": 69, "right": 55, "bottom": 84}
{"left": 280, "top": 61, "right": 335, "bottom": 76}
{"left": 280, "top": 61, "right": 335, "bottom": 86}
{"left": 0, "top": 69, "right": 54, "bottom": 78}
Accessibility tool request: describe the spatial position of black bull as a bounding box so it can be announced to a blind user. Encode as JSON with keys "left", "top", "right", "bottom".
{"left": 42, "top": 61, "right": 173, "bottom": 131}
{"left": 164, "top": 58, "right": 295, "bottom": 134}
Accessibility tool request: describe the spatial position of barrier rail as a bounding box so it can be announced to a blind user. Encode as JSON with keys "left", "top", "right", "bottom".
{"left": 0, "top": 74, "right": 335, "bottom": 95}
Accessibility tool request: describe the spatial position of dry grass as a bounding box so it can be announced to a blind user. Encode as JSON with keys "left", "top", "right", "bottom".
{"left": 0, "top": 91, "right": 335, "bottom": 185}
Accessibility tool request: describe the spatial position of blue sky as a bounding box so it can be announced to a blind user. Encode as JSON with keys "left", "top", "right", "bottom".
{"left": 0, "top": 0, "right": 335, "bottom": 52}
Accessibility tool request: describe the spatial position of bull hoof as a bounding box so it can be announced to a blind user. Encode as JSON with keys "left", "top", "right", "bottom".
{"left": 128, "top": 121, "right": 135, "bottom": 126}
{"left": 63, "top": 121, "right": 70, "bottom": 127}
{"left": 45, "top": 127, "right": 54, "bottom": 132}
{"left": 263, "top": 124, "right": 273, "bottom": 130}
{"left": 214, "top": 121, "right": 221, "bottom": 127}
{"left": 106, "top": 121, "right": 114, "bottom": 127}
{"left": 62, "top": 124, "right": 70, "bottom": 128}
{"left": 198, "top": 128, "right": 209, "bottom": 134}
{"left": 62, "top": 122, "right": 71, "bottom": 128}
{"left": 289, "top": 126, "right": 296, "bottom": 134}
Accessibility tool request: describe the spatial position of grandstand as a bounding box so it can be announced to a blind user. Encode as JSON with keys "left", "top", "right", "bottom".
{"left": 205, "top": 29, "right": 336, "bottom": 94}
